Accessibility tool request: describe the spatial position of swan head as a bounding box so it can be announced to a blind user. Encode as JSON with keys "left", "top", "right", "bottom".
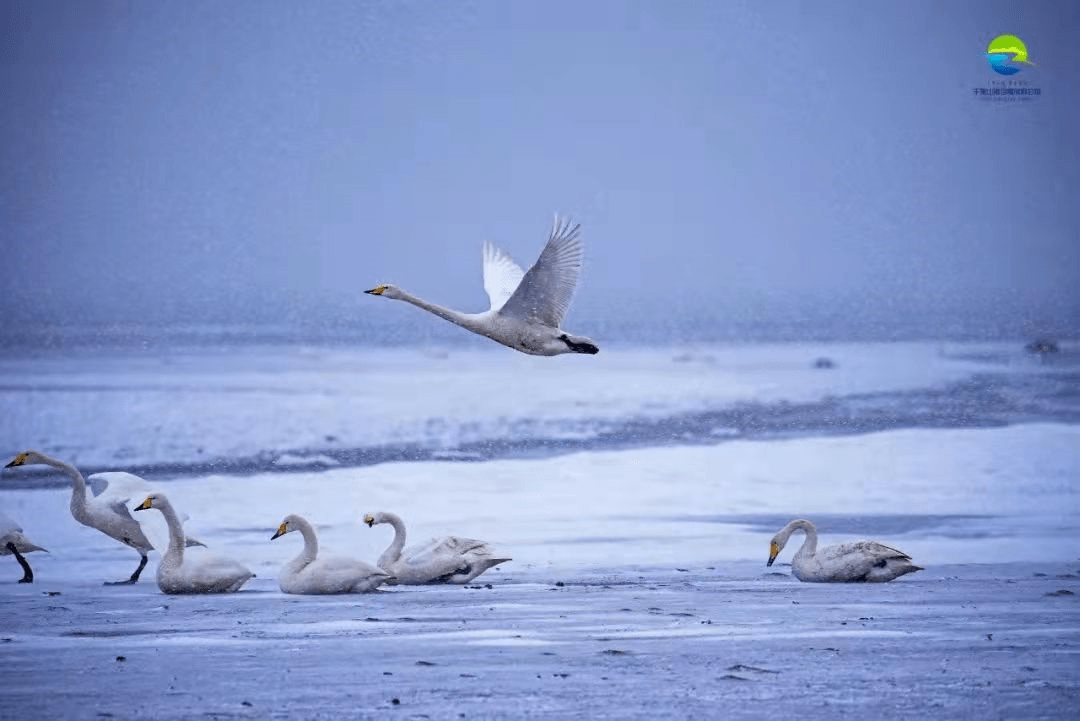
{"left": 363, "top": 513, "right": 383, "bottom": 527}
{"left": 271, "top": 515, "right": 300, "bottom": 540}
{"left": 364, "top": 284, "right": 403, "bottom": 300}
{"left": 133, "top": 494, "right": 162, "bottom": 512}
{"left": 4, "top": 450, "right": 49, "bottom": 468}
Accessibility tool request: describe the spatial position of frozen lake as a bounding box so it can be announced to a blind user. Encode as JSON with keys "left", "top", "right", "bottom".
{"left": 1, "top": 341, "right": 1078, "bottom": 717}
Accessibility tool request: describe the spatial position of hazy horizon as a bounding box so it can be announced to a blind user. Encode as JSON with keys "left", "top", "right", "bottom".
{"left": 3, "top": 1, "right": 1078, "bottom": 345}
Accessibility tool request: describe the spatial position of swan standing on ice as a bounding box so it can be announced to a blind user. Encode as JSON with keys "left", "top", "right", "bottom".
{"left": 271, "top": 514, "right": 392, "bottom": 594}
{"left": 0, "top": 512, "right": 47, "bottom": 583}
{"left": 365, "top": 215, "right": 599, "bottom": 356}
{"left": 133, "top": 494, "right": 253, "bottom": 594}
{"left": 364, "top": 511, "right": 511, "bottom": 584}
{"left": 4, "top": 451, "right": 201, "bottom": 584}
{"left": 767, "top": 518, "right": 924, "bottom": 583}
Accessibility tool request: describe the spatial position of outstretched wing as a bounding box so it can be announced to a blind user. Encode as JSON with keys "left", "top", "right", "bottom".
{"left": 88, "top": 472, "right": 152, "bottom": 500}
{"left": 498, "top": 215, "right": 584, "bottom": 328}
{"left": 482, "top": 241, "right": 526, "bottom": 311}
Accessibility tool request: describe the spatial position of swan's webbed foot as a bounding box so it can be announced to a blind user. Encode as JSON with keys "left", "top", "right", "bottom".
{"left": 7, "top": 542, "right": 33, "bottom": 583}
{"left": 559, "top": 334, "right": 599, "bottom": 355}
{"left": 105, "top": 554, "right": 148, "bottom": 585}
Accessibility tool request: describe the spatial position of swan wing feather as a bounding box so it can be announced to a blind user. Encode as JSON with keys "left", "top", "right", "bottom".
{"left": 482, "top": 241, "right": 526, "bottom": 311}
{"left": 88, "top": 472, "right": 152, "bottom": 500}
{"left": 498, "top": 215, "right": 583, "bottom": 327}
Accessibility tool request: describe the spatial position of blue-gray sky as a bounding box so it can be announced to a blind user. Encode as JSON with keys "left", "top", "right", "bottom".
{"left": 2, "top": 1, "right": 1078, "bottom": 342}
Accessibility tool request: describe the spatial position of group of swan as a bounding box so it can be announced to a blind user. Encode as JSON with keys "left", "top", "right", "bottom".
{"left": 365, "top": 217, "right": 924, "bottom": 583}
{"left": 4, "top": 451, "right": 204, "bottom": 584}
{"left": 3, "top": 451, "right": 512, "bottom": 593}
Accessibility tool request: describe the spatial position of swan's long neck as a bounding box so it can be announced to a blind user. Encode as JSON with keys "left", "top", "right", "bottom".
{"left": 377, "top": 513, "right": 407, "bottom": 568}
{"left": 784, "top": 519, "right": 818, "bottom": 559}
{"left": 292, "top": 517, "right": 319, "bottom": 569}
{"left": 40, "top": 455, "right": 89, "bottom": 520}
{"left": 397, "top": 290, "right": 484, "bottom": 333}
{"left": 156, "top": 498, "right": 187, "bottom": 566}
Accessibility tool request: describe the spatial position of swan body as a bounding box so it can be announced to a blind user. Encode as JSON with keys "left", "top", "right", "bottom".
{"left": 4, "top": 452, "right": 202, "bottom": 584}
{"left": 134, "top": 494, "right": 253, "bottom": 594}
{"left": 364, "top": 511, "right": 511, "bottom": 584}
{"left": 767, "top": 519, "right": 923, "bottom": 583}
{"left": 0, "top": 512, "right": 47, "bottom": 583}
{"left": 271, "top": 514, "right": 391, "bottom": 594}
{"left": 365, "top": 215, "right": 598, "bottom": 356}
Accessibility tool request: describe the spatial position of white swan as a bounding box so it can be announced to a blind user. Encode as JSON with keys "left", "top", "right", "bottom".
{"left": 271, "top": 514, "right": 392, "bottom": 594}
{"left": 365, "top": 215, "right": 598, "bottom": 356}
{"left": 133, "top": 494, "right": 253, "bottom": 594}
{"left": 4, "top": 451, "right": 203, "bottom": 584}
{"left": 0, "top": 512, "right": 47, "bottom": 583}
{"left": 767, "top": 519, "right": 923, "bottom": 583}
{"left": 363, "top": 511, "right": 511, "bottom": 584}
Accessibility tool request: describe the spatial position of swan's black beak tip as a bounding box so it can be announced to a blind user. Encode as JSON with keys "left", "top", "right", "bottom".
{"left": 363, "top": 289, "right": 376, "bottom": 295}
{"left": 766, "top": 557, "right": 775, "bottom": 567}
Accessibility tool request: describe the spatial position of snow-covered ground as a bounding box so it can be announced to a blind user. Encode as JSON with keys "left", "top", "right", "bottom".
{"left": 0, "top": 341, "right": 1014, "bottom": 470}
{"left": 1, "top": 341, "right": 1078, "bottom": 718}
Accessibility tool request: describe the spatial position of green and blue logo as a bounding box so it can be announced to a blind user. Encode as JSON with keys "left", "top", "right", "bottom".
{"left": 986, "top": 34, "right": 1034, "bottom": 75}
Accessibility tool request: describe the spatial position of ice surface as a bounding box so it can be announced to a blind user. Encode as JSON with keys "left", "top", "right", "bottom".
{"left": 1, "top": 342, "right": 1078, "bottom": 718}
{"left": 0, "top": 341, "right": 1010, "bottom": 470}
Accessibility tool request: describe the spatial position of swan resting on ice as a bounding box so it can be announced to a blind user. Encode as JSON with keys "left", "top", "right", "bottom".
{"left": 364, "top": 511, "right": 511, "bottom": 584}
{"left": 0, "top": 512, "right": 47, "bottom": 583}
{"left": 271, "top": 514, "right": 392, "bottom": 594}
{"left": 134, "top": 494, "right": 253, "bottom": 594}
{"left": 767, "top": 518, "right": 923, "bottom": 583}
{"left": 4, "top": 451, "right": 203, "bottom": 584}
{"left": 365, "top": 215, "right": 598, "bottom": 356}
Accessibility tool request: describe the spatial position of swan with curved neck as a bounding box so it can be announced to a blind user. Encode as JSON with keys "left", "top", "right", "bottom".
{"left": 365, "top": 215, "right": 598, "bottom": 356}
{"left": 363, "top": 511, "right": 511, "bottom": 584}
{"left": 768, "top": 518, "right": 923, "bottom": 583}
{"left": 1, "top": 512, "right": 47, "bottom": 583}
{"left": 134, "top": 493, "right": 253, "bottom": 594}
{"left": 4, "top": 450, "right": 200, "bottom": 584}
{"left": 270, "top": 514, "right": 390, "bottom": 594}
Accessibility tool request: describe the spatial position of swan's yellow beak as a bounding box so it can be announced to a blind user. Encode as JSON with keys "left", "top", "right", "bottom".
{"left": 271, "top": 523, "right": 288, "bottom": 540}
{"left": 4, "top": 453, "right": 28, "bottom": 468}
{"left": 134, "top": 497, "right": 153, "bottom": 512}
{"left": 363, "top": 514, "right": 375, "bottom": 527}
{"left": 364, "top": 285, "right": 387, "bottom": 296}
{"left": 767, "top": 542, "right": 780, "bottom": 567}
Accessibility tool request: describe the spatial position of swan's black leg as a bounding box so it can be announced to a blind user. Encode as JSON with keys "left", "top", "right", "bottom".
{"left": 105, "top": 553, "right": 147, "bottom": 586}
{"left": 6, "top": 542, "right": 33, "bottom": 584}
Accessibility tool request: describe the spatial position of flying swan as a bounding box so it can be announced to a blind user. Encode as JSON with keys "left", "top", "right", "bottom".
{"left": 0, "top": 512, "right": 47, "bottom": 583}
{"left": 365, "top": 215, "right": 599, "bottom": 356}
{"left": 364, "top": 511, "right": 511, "bottom": 584}
{"left": 271, "top": 514, "right": 392, "bottom": 594}
{"left": 134, "top": 493, "right": 254, "bottom": 594}
{"left": 767, "top": 518, "right": 924, "bottom": 583}
{"left": 4, "top": 451, "right": 203, "bottom": 584}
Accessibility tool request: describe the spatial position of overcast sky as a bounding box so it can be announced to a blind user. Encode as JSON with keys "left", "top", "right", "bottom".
{"left": 2, "top": 1, "right": 1077, "bottom": 341}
